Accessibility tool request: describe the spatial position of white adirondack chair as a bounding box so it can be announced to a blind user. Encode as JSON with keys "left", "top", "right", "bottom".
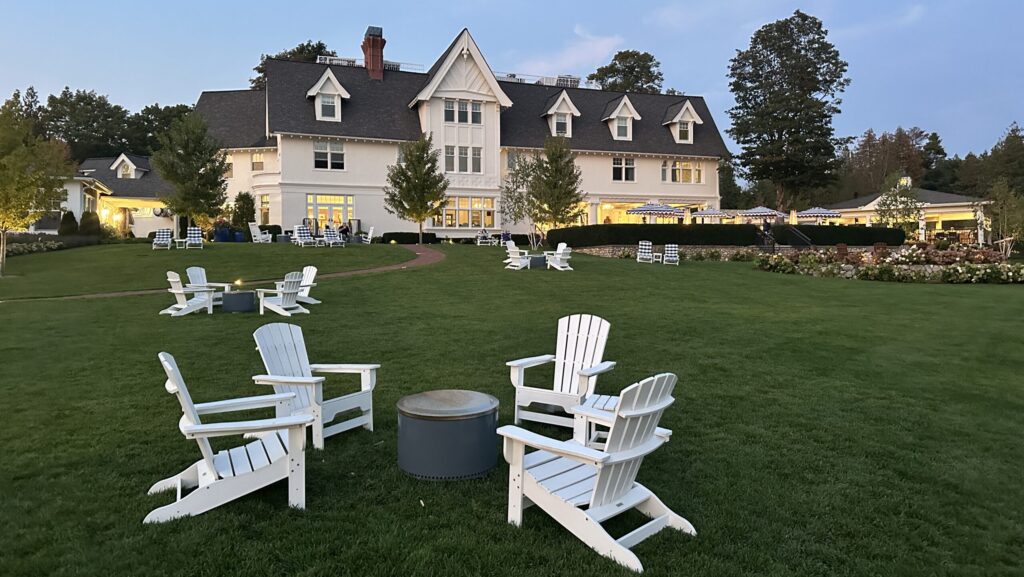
{"left": 508, "top": 314, "right": 616, "bottom": 427}
{"left": 256, "top": 272, "right": 309, "bottom": 316}
{"left": 253, "top": 323, "right": 379, "bottom": 449}
{"left": 293, "top": 225, "right": 318, "bottom": 247}
{"left": 159, "top": 272, "right": 214, "bottom": 316}
{"left": 249, "top": 222, "right": 272, "bottom": 243}
{"left": 636, "top": 241, "right": 653, "bottom": 263}
{"left": 275, "top": 265, "right": 319, "bottom": 305}
{"left": 152, "top": 229, "right": 172, "bottom": 250}
{"left": 186, "top": 266, "right": 233, "bottom": 305}
{"left": 505, "top": 243, "right": 532, "bottom": 270}
{"left": 185, "top": 227, "right": 204, "bottom": 249}
{"left": 357, "top": 226, "right": 374, "bottom": 245}
{"left": 663, "top": 244, "right": 680, "bottom": 266}
{"left": 321, "top": 227, "right": 346, "bottom": 247}
{"left": 503, "top": 240, "right": 518, "bottom": 264}
{"left": 498, "top": 373, "right": 695, "bottom": 572}
{"left": 545, "top": 243, "right": 573, "bottom": 271}
{"left": 144, "top": 352, "right": 314, "bottom": 523}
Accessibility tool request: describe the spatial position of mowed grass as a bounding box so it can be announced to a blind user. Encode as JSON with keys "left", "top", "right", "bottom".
{"left": 0, "top": 245, "right": 1022, "bottom": 577}
{"left": 0, "top": 242, "right": 415, "bottom": 300}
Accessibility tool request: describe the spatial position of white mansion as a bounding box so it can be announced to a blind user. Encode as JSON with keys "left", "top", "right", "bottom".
{"left": 192, "top": 27, "right": 729, "bottom": 237}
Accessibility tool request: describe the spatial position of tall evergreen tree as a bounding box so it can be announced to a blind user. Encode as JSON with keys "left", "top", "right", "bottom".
{"left": 251, "top": 41, "right": 337, "bottom": 90}
{"left": 987, "top": 122, "right": 1024, "bottom": 194}
{"left": 151, "top": 114, "right": 227, "bottom": 227}
{"left": 717, "top": 160, "right": 745, "bottom": 209}
{"left": 587, "top": 51, "right": 664, "bottom": 93}
{"left": 727, "top": 10, "right": 850, "bottom": 211}
{"left": 527, "top": 137, "right": 586, "bottom": 233}
{"left": 382, "top": 133, "right": 449, "bottom": 244}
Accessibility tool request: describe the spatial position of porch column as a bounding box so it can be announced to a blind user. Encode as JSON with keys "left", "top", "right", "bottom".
{"left": 588, "top": 201, "right": 599, "bottom": 226}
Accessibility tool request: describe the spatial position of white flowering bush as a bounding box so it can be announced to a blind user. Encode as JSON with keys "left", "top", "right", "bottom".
{"left": 5, "top": 240, "right": 63, "bottom": 257}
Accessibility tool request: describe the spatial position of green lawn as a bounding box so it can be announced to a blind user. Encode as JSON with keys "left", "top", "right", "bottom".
{"left": 0, "top": 242, "right": 415, "bottom": 300}
{"left": 1, "top": 245, "right": 1021, "bottom": 576}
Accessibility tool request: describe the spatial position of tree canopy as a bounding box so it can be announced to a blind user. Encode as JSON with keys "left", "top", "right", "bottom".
{"left": 251, "top": 40, "right": 337, "bottom": 90}
{"left": 528, "top": 137, "right": 586, "bottom": 231}
{"left": 382, "top": 133, "right": 449, "bottom": 244}
{"left": 588, "top": 50, "right": 664, "bottom": 94}
{"left": 151, "top": 113, "right": 227, "bottom": 226}
{"left": 727, "top": 10, "right": 850, "bottom": 211}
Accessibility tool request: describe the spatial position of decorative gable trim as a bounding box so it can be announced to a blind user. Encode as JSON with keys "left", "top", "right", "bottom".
{"left": 306, "top": 68, "right": 351, "bottom": 99}
{"left": 409, "top": 29, "right": 512, "bottom": 108}
{"left": 601, "top": 95, "right": 641, "bottom": 121}
{"left": 108, "top": 153, "right": 144, "bottom": 173}
{"left": 661, "top": 99, "right": 703, "bottom": 126}
{"left": 542, "top": 90, "right": 581, "bottom": 117}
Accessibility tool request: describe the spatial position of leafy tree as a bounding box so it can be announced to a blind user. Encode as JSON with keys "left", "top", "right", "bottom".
{"left": 251, "top": 41, "right": 337, "bottom": 90}
{"left": 151, "top": 114, "right": 227, "bottom": 227}
{"left": 987, "top": 122, "right": 1024, "bottom": 194}
{"left": 382, "top": 134, "right": 449, "bottom": 244}
{"left": 57, "top": 211, "right": 79, "bottom": 236}
{"left": 727, "top": 10, "right": 851, "bottom": 211}
{"left": 717, "top": 160, "right": 745, "bottom": 209}
{"left": 874, "top": 174, "right": 923, "bottom": 236}
{"left": 984, "top": 178, "right": 1023, "bottom": 241}
{"left": 231, "top": 192, "right": 256, "bottom": 234}
{"left": 126, "top": 103, "right": 192, "bottom": 154}
{"left": 499, "top": 152, "right": 544, "bottom": 248}
{"left": 0, "top": 92, "right": 74, "bottom": 276}
{"left": 587, "top": 50, "right": 664, "bottom": 94}
{"left": 955, "top": 152, "right": 989, "bottom": 197}
{"left": 41, "top": 87, "right": 130, "bottom": 161}
{"left": 528, "top": 137, "right": 586, "bottom": 235}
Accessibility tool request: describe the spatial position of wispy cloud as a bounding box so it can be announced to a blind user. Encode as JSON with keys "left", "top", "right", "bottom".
{"left": 832, "top": 4, "right": 927, "bottom": 40}
{"left": 513, "top": 25, "right": 623, "bottom": 77}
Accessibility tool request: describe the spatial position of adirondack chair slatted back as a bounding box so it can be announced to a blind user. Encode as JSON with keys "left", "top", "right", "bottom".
{"left": 300, "top": 266, "right": 317, "bottom": 297}
{"left": 154, "top": 229, "right": 172, "bottom": 244}
{"left": 185, "top": 267, "right": 207, "bottom": 287}
{"left": 157, "top": 352, "right": 218, "bottom": 473}
{"left": 590, "top": 373, "right": 676, "bottom": 509}
{"left": 323, "top": 228, "right": 339, "bottom": 242}
{"left": 186, "top": 227, "right": 203, "bottom": 245}
{"left": 278, "top": 272, "right": 303, "bottom": 309}
{"left": 638, "top": 241, "right": 653, "bottom": 261}
{"left": 167, "top": 272, "right": 190, "bottom": 307}
{"left": 253, "top": 323, "right": 314, "bottom": 410}
{"left": 665, "top": 244, "right": 679, "bottom": 261}
{"left": 556, "top": 242, "right": 567, "bottom": 254}
{"left": 297, "top": 225, "right": 313, "bottom": 242}
{"left": 248, "top": 223, "right": 262, "bottom": 239}
{"left": 553, "top": 314, "right": 610, "bottom": 395}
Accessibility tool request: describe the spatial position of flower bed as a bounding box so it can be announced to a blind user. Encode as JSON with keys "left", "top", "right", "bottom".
{"left": 755, "top": 245, "right": 1022, "bottom": 284}
{"left": 4, "top": 240, "right": 64, "bottom": 257}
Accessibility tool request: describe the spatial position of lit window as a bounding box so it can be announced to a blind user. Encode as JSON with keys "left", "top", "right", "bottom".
{"left": 471, "top": 102, "right": 482, "bottom": 124}
{"left": 444, "top": 146, "right": 455, "bottom": 172}
{"left": 433, "top": 195, "right": 496, "bottom": 229}
{"left": 259, "top": 194, "right": 270, "bottom": 225}
{"left": 458, "top": 146, "right": 469, "bottom": 172}
{"left": 225, "top": 154, "right": 233, "bottom": 179}
{"left": 119, "top": 163, "right": 132, "bottom": 179}
{"left": 320, "top": 94, "right": 337, "bottom": 119}
{"left": 313, "top": 142, "right": 344, "bottom": 170}
{"left": 471, "top": 147, "right": 482, "bottom": 173}
{"left": 444, "top": 100, "right": 455, "bottom": 123}
{"left": 251, "top": 152, "right": 264, "bottom": 171}
{"left": 616, "top": 117, "right": 629, "bottom": 138}
{"left": 458, "top": 101, "right": 468, "bottom": 123}
{"left": 555, "top": 113, "right": 568, "bottom": 136}
{"left": 678, "top": 122, "right": 691, "bottom": 142}
{"left": 671, "top": 161, "right": 681, "bottom": 183}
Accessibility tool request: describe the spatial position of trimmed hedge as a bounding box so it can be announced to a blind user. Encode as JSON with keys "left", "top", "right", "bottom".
{"left": 381, "top": 232, "right": 439, "bottom": 244}
{"left": 58, "top": 212, "right": 79, "bottom": 236}
{"left": 771, "top": 224, "right": 905, "bottom": 247}
{"left": 546, "top": 224, "right": 760, "bottom": 248}
{"left": 6, "top": 233, "right": 100, "bottom": 249}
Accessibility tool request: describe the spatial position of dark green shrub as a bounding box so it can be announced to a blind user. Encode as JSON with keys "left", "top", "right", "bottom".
{"left": 232, "top": 193, "right": 257, "bottom": 239}
{"left": 510, "top": 234, "right": 534, "bottom": 247}
{"left": 771, "top": 224, "right": 904, "bottom": 246}
{"left": 259, "top": 224, "right": 283, "bottom": 241}
{"left": 381, "top": 232, "right": 439, "bottom": 244}
{"left": 57, "top": 212, "right": 79, "bottom": 236}
{"left": 78, "top": 211, "right": 101, "bottom": 236}
{"left": 546, "top": 224, "right": 759, "bottom": 248}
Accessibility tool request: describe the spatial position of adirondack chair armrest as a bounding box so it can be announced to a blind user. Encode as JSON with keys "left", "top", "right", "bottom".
{"left": 170, "top": 286, "right": 214, "bottom": 294}
{"left": 498, "top": 425, "right": 608, "bottom": 466}
{"left": 577, "top": 360, "right": 616, "bottom": 378}
{"left": 310, "top": 363, "right": 380, "bottom": 391}
{"left": 506, "top": 354, "right": 555, "bottom": 369}
{"left": 180, "top": 414, "right": 314, "bottom": 439}
{"left": 194, "top": 392, "right": 298, "bottom": 415}
{"left": 254, "top": 288, "right": 282, "bottom": 297}
{"left": 252, "top": 375, "right": 326, "bottom": 386}
{"left": 567, "top": 403, "right": 614, "bottom": 423}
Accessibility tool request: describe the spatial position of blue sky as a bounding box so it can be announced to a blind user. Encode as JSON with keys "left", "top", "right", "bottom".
{"left": 1, "top": 0, "right": 1020, "bottom": 156}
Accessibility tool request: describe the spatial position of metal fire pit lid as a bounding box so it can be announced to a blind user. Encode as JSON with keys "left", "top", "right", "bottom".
{"left": 397, "top": 389, "right": 499, "bottom": 421}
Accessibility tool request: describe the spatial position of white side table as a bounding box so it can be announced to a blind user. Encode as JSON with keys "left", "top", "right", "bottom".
{"left": 653, "top": 252, "right": 664, "bottom": 264}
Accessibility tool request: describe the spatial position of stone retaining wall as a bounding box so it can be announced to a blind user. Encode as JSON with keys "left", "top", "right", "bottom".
{"left": 577, "top": 245, "right": 875, "bottom": 259}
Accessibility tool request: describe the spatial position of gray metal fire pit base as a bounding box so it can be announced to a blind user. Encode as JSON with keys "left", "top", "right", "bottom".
{"left": 397, "top": 389, "right": 499, "bottom": 481}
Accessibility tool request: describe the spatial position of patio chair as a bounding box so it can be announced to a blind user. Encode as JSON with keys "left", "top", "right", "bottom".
{"left": 248, "top": 222, "right": 272, "bottom": 243}
{"left": 664, "top": 244, "right": 680, "bottom": 265}
{"left": 253, "top": 323, "right": 379, "bottom": 449}
{"left": 276, "top": 265, "right": 320, "bottom": 305}
{"left": 152, "top": 229, "right": 172, "bottom": 250}
{"left": 321, "top": 227, "right": 346, "bottom": 247}
{"left": 507, "top": 313, "right": 615, "bottom": 427}
{"left": 637, "top": 240, "right": 653, "bottom": 263}
{"left": 144, "top": 352, "right": 313, "bottom": 523}
{"left": 256, "top": 272, "right": 310, "bottom": 317}
{"left": 545, "top": 244, "right": 573, "bottom": 271}
{"left": 185, "top": 227, "right": 204, "bottom": 249}
{"left": 505, "top": 243, "right": 531, "bottom": 270}
{"left": 293, "top": 225, "right": 318, "bottom": 248}
{"left": 498, "top": 373, "right": 694, "bottom": 572}
{"left": 159, "top": 272, "right": 214, "bottom": 317}
{"left": 357, "top": 226, "right": 374, "bottom": 245}
{"left": 186, "top": 266, "right": 233, "bottom": 306}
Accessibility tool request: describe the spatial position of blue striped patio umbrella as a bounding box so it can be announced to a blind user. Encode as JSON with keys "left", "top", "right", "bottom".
{"left": 625, "top": 203, "right": 686, "bottom": 220}
{"left": 797, "top": 207, "right": 841, "bottom": 219}
{"left": 738, "top": 206, "right": 786, "bottom": 219}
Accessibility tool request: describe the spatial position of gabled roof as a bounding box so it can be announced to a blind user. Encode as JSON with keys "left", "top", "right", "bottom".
{"left": 109, "top": 153, "right": 150, "bottom": 172}
{"left": 662, "top": 99, "right": 703, "bottom": 126}
{"left": 195, "top": 90, "right": 274, "bottom": 148}
{"left": 409, "top": 28, "right": 512, "bottom": 107}
{"left": 306, "top": 68, "right": 351, "bottom": 99}
{"left": 827, "top": 189, "right": 986, "bottom": 210}
{"left": 601, "top": 95, "right": 640, "bottom": 121}
{"left": 75, "top": 155, "right": 172, "bottom": 199}
{"left": 542, "top": 90, "right": 581, "bottom": 117}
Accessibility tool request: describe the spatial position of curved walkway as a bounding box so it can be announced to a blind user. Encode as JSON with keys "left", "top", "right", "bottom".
{"left": 13, "top": 245, "right": 446, "bottom": 302}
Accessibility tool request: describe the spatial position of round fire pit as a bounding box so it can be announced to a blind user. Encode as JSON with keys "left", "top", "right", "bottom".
{"left": 397, "top": 389, "right": 499, "bottom": 481}
{"left": 221, "top": 290, "right": 256, "bottom": 313}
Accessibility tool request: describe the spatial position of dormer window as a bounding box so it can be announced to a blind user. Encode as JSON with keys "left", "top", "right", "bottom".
{"left": 555, "top": 114, "right": 568, "bottom": 136}
{"left": 320, "top": 94, "right": 337, "bottom": 120}
{"left": 307, "top": 68, "right": 350, "bottom": 123}
{"left": 677, "top": 121, "right": 692, "bottom": 143}
{"left": 119, "top": 163, "right": 133, "bottom": 179}
{"left": 616, "top": 117, "right": 629, "bottom": 139}
{"left": 543, "top": 90, "right": 580, "bottom": 138}
{"left": 663, "top": 99, "right": 703, "bottom": 144}
{"left": 603, "top": 95, "right": 640, "bottom": 141}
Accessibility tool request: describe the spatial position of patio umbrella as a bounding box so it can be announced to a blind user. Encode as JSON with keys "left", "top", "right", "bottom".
{"left": 625, "top": 203, "right": 686, "bottom": 218}
{"left": 797, "top": 207, "right": 841, "bottom": 219}
{"left": 691, "top": 208, "right": 733, "bottom": 218}
{"left": 738, "top": 206, "right": 786, "bottom": 218}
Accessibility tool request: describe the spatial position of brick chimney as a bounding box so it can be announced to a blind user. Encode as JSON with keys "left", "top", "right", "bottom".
{"left": 361, "top": 26, "right": 386, "bottom": 81}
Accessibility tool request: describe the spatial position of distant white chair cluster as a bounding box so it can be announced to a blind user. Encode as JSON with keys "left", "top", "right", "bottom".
{"left": 152, "top": 227, "right": 203, "bottom": 250}
{"left": 159, "top": 265, "right": 320, "bottom": 317}
{"left": 637, "top": 240, "right": 680, "bottom": 265}
{"left": 503, "top": 240, "right": 573, "bottom": 271}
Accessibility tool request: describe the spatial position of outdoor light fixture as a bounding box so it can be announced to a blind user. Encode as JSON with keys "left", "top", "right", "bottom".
{"left": 234, "top": 279, "right": 243, "bottom": 286}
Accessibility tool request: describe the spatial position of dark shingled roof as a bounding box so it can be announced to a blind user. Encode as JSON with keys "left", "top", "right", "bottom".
{"left": 200, "top": 57, "right": 729, "bottom": 158}
{"left": 195, "top": 90, "right": 274, "bottom": 148}
{"left": 827, "top": 189, "right": 984, "bottom": 210}
{"left": 77, "top": 156, "right": 172, "bottom": 199}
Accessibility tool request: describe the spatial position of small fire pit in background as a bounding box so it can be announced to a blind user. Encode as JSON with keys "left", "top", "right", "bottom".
{"left": 221, "top": 289, "right": 256, "bottom": 313}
